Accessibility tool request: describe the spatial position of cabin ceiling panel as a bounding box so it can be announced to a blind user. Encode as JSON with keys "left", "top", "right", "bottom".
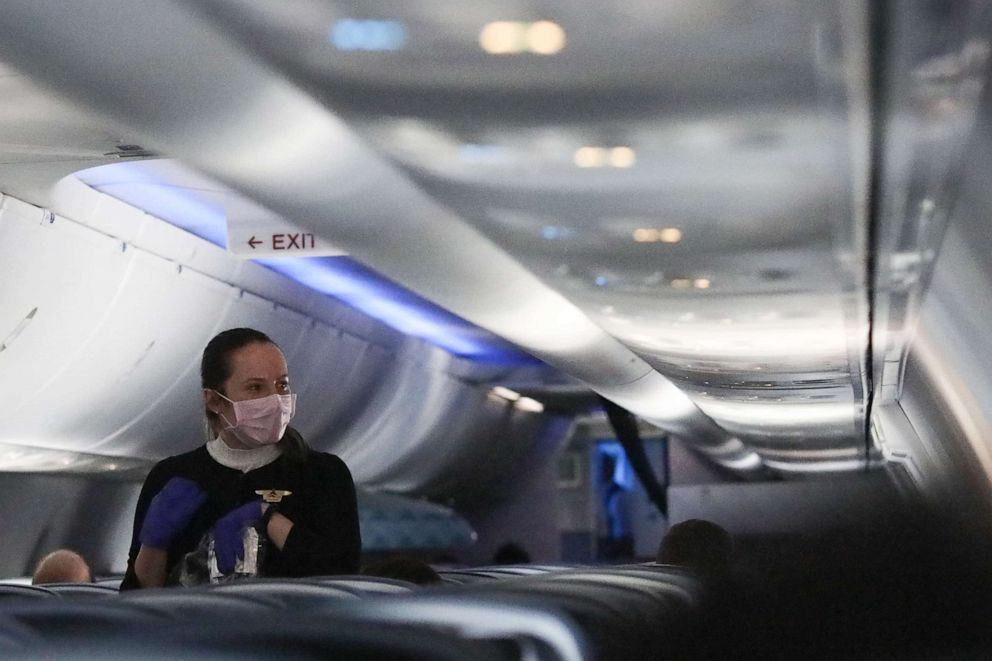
{"left": 186, "top": 0, "right": 872, "bottom": 468}
{"left": 0, "top": 0, "right": 892, "bottom": 474}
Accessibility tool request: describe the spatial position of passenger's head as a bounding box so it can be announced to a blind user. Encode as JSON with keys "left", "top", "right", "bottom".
{"left": 362, "top": 556, "right": 442, "bottom": 585}
{"left": 492, "top": 542, "right": 531, "bottom": 565}
{"left": 201, "top": 328, "right": 305, "bottom": 456}
{"left": 32, "top": 549, "right": 91, "bottom": 584}
{"left": 657, "top": 519, "right": 732, "bottom": 576}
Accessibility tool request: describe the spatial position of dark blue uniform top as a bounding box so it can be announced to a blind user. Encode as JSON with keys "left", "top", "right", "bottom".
{"left": 121, "top": 443, "right": 361, "bottom": 589}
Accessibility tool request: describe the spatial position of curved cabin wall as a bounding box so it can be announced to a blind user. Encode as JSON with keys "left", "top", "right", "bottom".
{"left": 0, "top": 191, "right": 569, "bottom": 501}
{"left": 873, "top": 76, "right": 992, "bottom": 531}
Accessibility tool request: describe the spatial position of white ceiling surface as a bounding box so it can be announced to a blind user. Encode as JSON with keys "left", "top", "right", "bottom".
{"left": 0, "top": 1, "right": 872, "bottom": 473}
{"left": 0, "top": 60, "right": 143, "bottom": 202}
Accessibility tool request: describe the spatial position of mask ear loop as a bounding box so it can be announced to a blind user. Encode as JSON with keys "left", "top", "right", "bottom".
{"left": 211, "top": 390, "right": 238, "bottom": 431}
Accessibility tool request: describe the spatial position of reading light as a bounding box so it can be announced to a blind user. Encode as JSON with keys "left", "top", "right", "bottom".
{"left": 491, "top": 386, "right": 521, "bottom": 401}
{"left": 515, "top": 397, "right": 545, "bottom": 413}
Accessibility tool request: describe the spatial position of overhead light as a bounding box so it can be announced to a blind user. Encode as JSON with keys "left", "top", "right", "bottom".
{"left": 693, "top": 278, "right": 711, "bottom": 289}
{"left": 633, "top": 228, "right": 659, "bottom": 242}
{"left": 480, "top": 20, "right": 565, "bottom": 55}
{"left": 608, "top": 146, "right": 636, "bottom": 168}
{"left": 671, "top": 278, "right": 692, "bottom": 289}
{"left": 515, "top": 397, "right": 545, "bottom": 413}
{"left": 575, "top": 146, "right": 636, "bottom": 169}
{"left": 574, "top": 146, "right": 606, "bottom": 168}
{"left": 526, "top": 21, "right": 566, "bottom": 55}
{"left": 479, "top": 21, "right": 527, "bottom": 54}
{"left": 491, "top": 386, "right": 521, "bottom": 401}
{"left": 633, "top": 227, "right": 682, "bottom": 244}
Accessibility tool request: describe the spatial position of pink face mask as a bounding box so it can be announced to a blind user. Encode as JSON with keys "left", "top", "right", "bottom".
{"left": 214, "top": 391, "right": 296, "bottom": 448}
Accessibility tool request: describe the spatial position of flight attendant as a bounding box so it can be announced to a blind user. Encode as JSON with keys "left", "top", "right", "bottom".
{"left": 122, "top": 328, "right": 361, "bottom": 589}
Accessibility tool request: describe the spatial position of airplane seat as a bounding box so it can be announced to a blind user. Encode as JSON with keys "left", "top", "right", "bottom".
{"left": 0, "top": 613, "right": 43, "bottom": 649}
{"left": 2, "top": 616, "right": 515, "bottom": 661}
{"left": 1, "top": 639, "right": 272, "bottom": 661}
{"left": 453, "top": 569, "right": 548, "bottom": 579}
{"left": 39, "top": 583, "right": 118, "bottom": 598}
{"left": 92, "top": 576, "right": 124, "bottom": 589}
{"left": 476, "top": 565, "right": 570, "bottom": 576}
{"left": 315, "top": 594, "right": 591, "bottom": 661}
{"left": 555, "top": 567, "right": 703, "bottom": 607}
{"left": 205, "top": 578, "right": 364, "bottom": 607}
{"left": 0, "top": 600, "right": 165, "bottom": 639}
{"left": 306, "top": 575, "right": 418, "bottom": 594}
{"left": 438, "top": 564, "right": 578, "bottom": 584}
{"left": 436, "top": 570, "right": 503, "bottom": 585}
{"left": 0, "top": 585, "right": 57, "bottom": 600}
{"left": 466, "top": 584, "right": 663, "bottom": 660}
{"left": 117, "top": 588, "right": 283, "bottom": 618}
{"left": 175, "top": 617, "right": 513, "bottom": 661}
{"left": 445, "top": 568, "right": 702, "bottom": 660}
{"left": 639, "top": 560, "right": 703, "bottom": 575}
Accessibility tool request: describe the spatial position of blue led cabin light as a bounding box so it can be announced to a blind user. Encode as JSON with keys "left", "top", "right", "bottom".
{"left": 75, "top": 162, "right": 533, "bottom": 363}
{"left": 330, "top": 19, "right": 407, "bottom": 51}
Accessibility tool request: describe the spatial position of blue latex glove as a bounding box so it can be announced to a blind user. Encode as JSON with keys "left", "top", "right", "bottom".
{"left": 139, "top": 477, "right": 207, "bottom": 549}
{"left": 212, "top": 500, "right": 263, "bottom": 575}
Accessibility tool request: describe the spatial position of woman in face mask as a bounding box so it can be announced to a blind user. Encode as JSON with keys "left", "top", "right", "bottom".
{"left": 121, "top": 328, "right": 361, "bottom": 589}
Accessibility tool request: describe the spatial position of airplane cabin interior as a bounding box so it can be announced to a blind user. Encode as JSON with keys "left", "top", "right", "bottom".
{"left": 2, "top": 1, "right": 992, "bottom": 658}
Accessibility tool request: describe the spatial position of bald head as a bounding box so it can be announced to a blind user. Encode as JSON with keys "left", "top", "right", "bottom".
{"left": 32, "top": 549, "right": 92, "bottom": 585}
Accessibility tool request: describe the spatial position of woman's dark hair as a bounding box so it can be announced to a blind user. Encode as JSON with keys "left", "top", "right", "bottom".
{"left": 200, "top": 327, "right": 308, "bottom": 462}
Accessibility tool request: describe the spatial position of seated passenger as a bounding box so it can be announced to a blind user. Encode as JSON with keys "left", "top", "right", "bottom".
{"left": 362, "top": 556, "right": 441, "bottom": 585}
{"left": 32, "top": 549, "right": 92, "bottom": 584}
{"left": 492, "top": 542, "right": 530, "bottom": 564}
{"left": 121, "top": 328, "right": 361, "bottom": 589}
{"left": 658, "top": 519, "right": 747, "bottom": 657}
{"left": 657, "top": 519, "right": 732, "bottom": 578}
